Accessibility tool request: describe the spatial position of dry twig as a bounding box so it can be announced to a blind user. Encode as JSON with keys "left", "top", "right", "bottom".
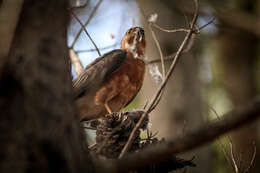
{"left": 243, "top": 143, "right": 256, "bottom": 173}
{"left": 230, "top": 141, "right": 239, "bottom": 173}
{"left": 209, "top": 106, "right": 256, "bottom": 173}
{"left": 209, "top": 106, "right": 238, "bottom": 172}
{"left": 213, "top": 6, "right": 260, "bottom": 37}
{"left": 69, "top": 0, "right": 102, "bottom": 48}
{"left": 69, "top": 49, "right": 84, "bottom": 76}
{"left": 149, "top": 26, "right": 165, "bottom": 78}
{"left": 153, "top": 24, "right": 189, "bottom": 33}
{"left": 75, "top": 43, "right": 120, "bottom": 53}
{"left": 70, "top": 10, "right": 101, "bottom": 56}
{"left": 146, "top": 17, "right": 215, "bottom": 65}
{"left": 69, "top": 0, "right": 89, "bottom": 10}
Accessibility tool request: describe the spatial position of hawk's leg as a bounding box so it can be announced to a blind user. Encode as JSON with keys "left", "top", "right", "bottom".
{"left": 104, "top": 103, "right": 112, "bottom": 114}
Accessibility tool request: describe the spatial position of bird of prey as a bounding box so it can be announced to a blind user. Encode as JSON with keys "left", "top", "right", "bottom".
{"left": 73, "top": 27, "right": 146, "bottom": 121}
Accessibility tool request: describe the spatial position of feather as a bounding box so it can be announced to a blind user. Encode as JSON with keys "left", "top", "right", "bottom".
{"left": 73, "top": 49, "right": 127, "bottom": 99}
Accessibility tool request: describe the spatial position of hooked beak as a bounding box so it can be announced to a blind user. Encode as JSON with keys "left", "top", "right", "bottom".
{"left": 135, "top": 27, "right": 145, "bottom": 42}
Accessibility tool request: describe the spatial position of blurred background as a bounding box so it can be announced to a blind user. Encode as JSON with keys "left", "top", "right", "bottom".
{"left": 68, "top": 0, "right": 260, "bottom": 172}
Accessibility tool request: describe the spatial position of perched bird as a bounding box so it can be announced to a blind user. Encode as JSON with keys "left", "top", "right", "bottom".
{"left": 73, "top": 27, "right": 146, "bottom": 121}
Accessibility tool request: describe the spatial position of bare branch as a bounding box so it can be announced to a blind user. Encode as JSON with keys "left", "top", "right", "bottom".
{"left": 146, "top": 54, "right": 177, "bottom": 64}
{"left": 140, "top": 9, "right": 165, "bottom": 80}
{"left": 149, "top": 26, "right": 165, "bottom": 78}
{"left": 197, "top": 17, "right": 215, "bottom": 31}
{"left": 69, "top": 49, "right": 84, "bottom": 76}
{"left": 70, "top": 10, "right": 101, "bottom": 56}
{"left": 75, "top": 43, "right": 119, "bottom": 53}
{"left": 208, "top": 105, "right": 257, "bottom": 173}
{"left": 107, "top": 98, "right": 260, "bottom": 172}
{"left": 119, "top": 0, "right": 199, "bottom": 158}
{"left": 243, "top": 143, "right": 256, "bottom": 173}
{"left": 69, "top": 0, "right": 89, "bottom": 10}
{"left": 211, "top": 5, "right": 260, "bottom": 37}
{"left": 209, "top": 106, "right": 236, "bottom": 172}
{"left": 69, "top": 0, "right": 102, "bottom": 48}
{"left": 218, "top": 141, "right": 235, "bottom": 172}
{"left": 147, "top": 17, "right": 215, "bottom": 65}
{"left": 153, "top": 24, "right": 189, "bottom": 33}
{"left": 230, "top": 141, "right": 239, "bottom": 173}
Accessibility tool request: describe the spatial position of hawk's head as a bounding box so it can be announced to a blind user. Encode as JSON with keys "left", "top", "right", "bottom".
{"left": 121, "top": 27, "right": 146, "bottom": 59}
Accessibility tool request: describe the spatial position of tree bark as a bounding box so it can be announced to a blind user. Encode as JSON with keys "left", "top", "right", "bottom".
{"left": 0, "top": 0, "right": 93, "bottom": 172}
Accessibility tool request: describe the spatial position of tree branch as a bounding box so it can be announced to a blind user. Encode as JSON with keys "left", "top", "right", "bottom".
{"left": 69, "top": 0, "right": 89, "bottom": 10}
{"left": 106, "top": 98, "right": 260, "bottom": 172}
{"left": 70, "top": 10, "right": 101, "bottom": 56}
{"left": 213, "top": 6, "right": 260, "bottom": 37}
{"left": 75, "top": 43, "right": 119, "bottom": 53}
{"left": 69, "top": 48, "right": 84, "bottom": 76}
{"left": 69, "top": 0, "right": 102, "bottom": 48}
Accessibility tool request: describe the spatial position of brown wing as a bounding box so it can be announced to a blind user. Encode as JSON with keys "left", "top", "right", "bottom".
{"left": 73, "top": 49, "right": 127, "bottom": 99}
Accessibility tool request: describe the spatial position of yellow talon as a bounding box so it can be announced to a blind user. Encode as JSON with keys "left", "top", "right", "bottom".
{"left": 104, "top": 103, "right": 112, "bottom": 114}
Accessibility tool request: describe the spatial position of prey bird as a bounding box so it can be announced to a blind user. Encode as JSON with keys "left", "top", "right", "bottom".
{"left": 73, "top": 27, "right": 146, "bottom": 121}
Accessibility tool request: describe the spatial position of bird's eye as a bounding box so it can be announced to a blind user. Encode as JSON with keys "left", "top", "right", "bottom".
{"left": 126, "top": 28, "right": 133, "bottom": 35}
{"left": 137, "top": 28, "right": 144, "bottom": 38}
{"left": 140, "top": 28, "right": 144, "bottom": 36}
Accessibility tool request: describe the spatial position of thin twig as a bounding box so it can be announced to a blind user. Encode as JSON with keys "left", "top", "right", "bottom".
{"left": 69, "top": 0, "right": 89, "bottom": 10}
{"left": 217, "top": 141, "right": 235, "bottom": 172}
{"left": 119, "top": 0, "right": 199, "bottom": 158}
{"left": 75, "top": 43, "right": 119, "bottom": 53}
{"left": 197, "top": 17, "right": 215, "bottom": 31}
{"left": 153, "top": 23, "right": 189, "bottom": 33}
{"left": 238, "top": 152, "right": 243, "bottom": 172}
{"left": 69, "top": 49, "right": 84, "bottom": 76}
{"left": 183, "top": 12, "right": 190, "bottom": 28}
{"left": 210, "top": 106, "right": 239, "bottom": 172}
{"left": 84, "top": 127, "right": 97, "bottom": 130}
{"left": 69, "top": 0, "right": 102, "bottom": 48}
{"left": 147, "top": 17, "right": 215, "bottom": 65}
{"left": 214, "top": 6, "right": 260, "bottom": 37}
{"left": 147, "top": 17, "right": 165, "bottom": 110}
{"left": 88, "top": 143, "right": 97, "bottom": 149}
{"left": 139, "top": 7, "right": 165, "bottom": 78}
{"left": 83, "top": 126, "right": 97, "bottom": 130}
{"left": 71, "top": 11, "right": 101, "bottom": 56}
{"left": 149, "top": 25, "right": 165, "bottom": 78}
{"left": 243, "top": 142, "right": 256, "bottom": 173}
{"left": 209, "top": 105, "right": 243, "bottom": 173}
{"left": 230, "top": 141, "right": 239, "bottom": 173}
{"left": 146, "top": 54, "right": 177, "bottom": 64}
{"left": 209, "top": 106, "right": 238, "bottom": 172}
